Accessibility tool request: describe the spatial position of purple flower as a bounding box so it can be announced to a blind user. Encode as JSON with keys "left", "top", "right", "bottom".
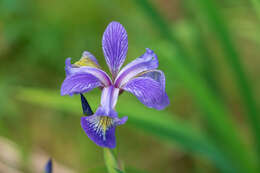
{"left": 45, "top": 159, "right": 52, "bottom": 173}
{"left": 60, "top": 21, "right": 169, "bottom": 148}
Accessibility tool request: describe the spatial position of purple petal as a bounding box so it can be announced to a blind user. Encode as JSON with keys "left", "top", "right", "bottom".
{"left": 102, "top": 21, "right": 128, "bottom": 77}
{"left": 81, "top": 116, "right": 116, "bottom": 148}
{"left": 81, "top": 115, "right": 127, "bottom": 148}
{"left": 123, "top": 77, "right": 169, "bottom": 110}
{"left": 65, "top": 57, "right": 73, "bottom": 76}
{"left": 100, "top": 86, "right": 119, "bottom": 116}
{"left": 114, "top": 116, "right": 128, "bottom": 125}
{"left": 65, "top": 51, "right": 99, "bottom": 76}
{"left": 95, "top": 106, "right": 118, "bottom": 119}
{"left": 140, "top": 70, "right": 166, "bottom": 91}
{"left": 80, "top": 84, "right": 127, "bottom": 148}
{"left": 114, "top": 48, "right": 158, "bottom": 88}
{"left": 82, "top": 51, "right": 99, "bottom": 66}
{"left": 65, "top": 58, "right": 112, "bottom": 86}
{"left": 61, "top": 73, "right": 101, "bottom": 96}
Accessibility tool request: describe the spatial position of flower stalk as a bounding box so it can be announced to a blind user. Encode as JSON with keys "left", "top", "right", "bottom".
{"left": 104, "top": 148, "right": 124, "bottom": 173}
{"left": 80, "top": 94, "right": 124, "bottom": 173}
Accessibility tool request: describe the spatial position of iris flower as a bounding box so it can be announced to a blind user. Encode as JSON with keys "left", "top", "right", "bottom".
{"left": 61, "top": 21, "right": 169, "bottom": 148}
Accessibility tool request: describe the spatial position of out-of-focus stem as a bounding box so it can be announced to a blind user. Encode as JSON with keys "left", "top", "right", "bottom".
{"left": 103, "top": 148, "right": 124, "bottom": 173}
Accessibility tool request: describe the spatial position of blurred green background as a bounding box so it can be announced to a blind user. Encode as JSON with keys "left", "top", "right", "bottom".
{"left": 0, "top": 0, "right": 260, "bottom": 172}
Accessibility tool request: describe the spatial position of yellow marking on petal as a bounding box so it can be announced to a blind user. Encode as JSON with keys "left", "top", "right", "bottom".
{"left": 74, "top": 56, "right": 100, "bottom": 68}
{"left": 88, "top": 116, "right": 114, "bottom": 141}
{"left": 135, "top": 71, "right": 148, "bottom": 77}
{"left": 99, "top": 116, "right": 113, "bottom": 141}
{"left": 100, "top": 116, "right": 113, "bottom": 132}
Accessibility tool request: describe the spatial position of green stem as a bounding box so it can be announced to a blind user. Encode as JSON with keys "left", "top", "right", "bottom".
{"left": 104, "top": 148, "right": 124, "bottom": 173}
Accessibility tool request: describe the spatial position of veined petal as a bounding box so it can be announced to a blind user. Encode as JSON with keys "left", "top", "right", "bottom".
{"left": 140, "top": 70, "right": 166, "bottom": 91}
{"left": 74, "top": 51, "right": 100, "bottom": 68}
{"left": 80, "top": 84, "right": 127, "bottom": 148}
{"left": 114, "top": 48, "right": 158, "bottom": 88}
{"left": 65, "top": 51, "right": 99, "bottom": 76}
{"left": 65, "top": 58, "right": 112, "bottom": 86}
{"left": 61, "top": 73, "right": 101, "bottom": 96}
{"left": 123, "top": 77, "right": 169, "bottom": 110}
{"left": 81, "top": 114, "right": 127, "bottom": 148}
{"left": 102, "top": 21, "right": 128, "bottom": 78}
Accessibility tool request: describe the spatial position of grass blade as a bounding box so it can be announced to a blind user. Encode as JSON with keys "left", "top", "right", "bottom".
{"left": 133, "top": 0, "right": 258, "bottom": 172}
{"left": 160, "top": 48, "right": 257, "bottom": 173}
{"left": 195, "top": 0, "right": 260, "bottom": 163}
{"left": 133, "top": 0, "right": 193, "bottom": 69}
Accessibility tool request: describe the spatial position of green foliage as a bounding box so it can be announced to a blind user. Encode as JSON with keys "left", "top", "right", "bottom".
{"left": 16, "top": 87, "right": 237, "bottom": 172}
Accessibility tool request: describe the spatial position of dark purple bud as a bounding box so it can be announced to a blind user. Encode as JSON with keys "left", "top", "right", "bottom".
{"left": 80, "top": 94, "right": 94, "bottom": 115}
{"left": 45, "top": 158, "right": 52, "bottom": 173}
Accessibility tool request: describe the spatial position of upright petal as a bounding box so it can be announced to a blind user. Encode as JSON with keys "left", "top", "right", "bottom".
{"left": 123, "top": 77, "right": 169, "bottom": 110}
{"left": 61, "top": 73, "right": 101, "bottom": 96}
{"left": 100, "top": 86, "right": 119, "bottom": 116}
{"left": 114, "top": 48, "right": 158, "bottom": 88}
{"left": 102, "top": 21, "right": 128, "bottom": 77}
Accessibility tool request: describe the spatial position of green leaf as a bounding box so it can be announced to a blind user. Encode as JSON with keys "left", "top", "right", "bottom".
{"left": 132, "top": 0, "right": 193, "bottom": 69}
{"left": 195, "top": 0, "right": 260, "bottom": 164}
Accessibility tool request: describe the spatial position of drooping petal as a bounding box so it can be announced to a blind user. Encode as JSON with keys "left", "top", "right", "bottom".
{"left": 65, "top": 51, "right": 99, "bottom": 76}
{"left": 123, "top": 77, "right": 169, "bottom": 110}
{"left": 81, "top": 115, "right": 116, "bottom": 148}
{"left": 65, "top": 58, "right": 112, "bottom": 86}
{"left": 140, "top": 70, "right": 166, "bottom": 91}
{"left": 61, "top": 73, "right": 101, "bottom": 96}
{"left": 102, "top": 21, "right": 128, "bottom": 77}
{"left": 81, "top": 114, "right": 127, "bottom": 148}
{"left": 114, "top": 48, "right": 158, "bottom": 88}
{"left": 80, "top": 84, "right": 127, "bottom": 148}
{"left": 74, "top": 51, "right": 100, "bottom": 68}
